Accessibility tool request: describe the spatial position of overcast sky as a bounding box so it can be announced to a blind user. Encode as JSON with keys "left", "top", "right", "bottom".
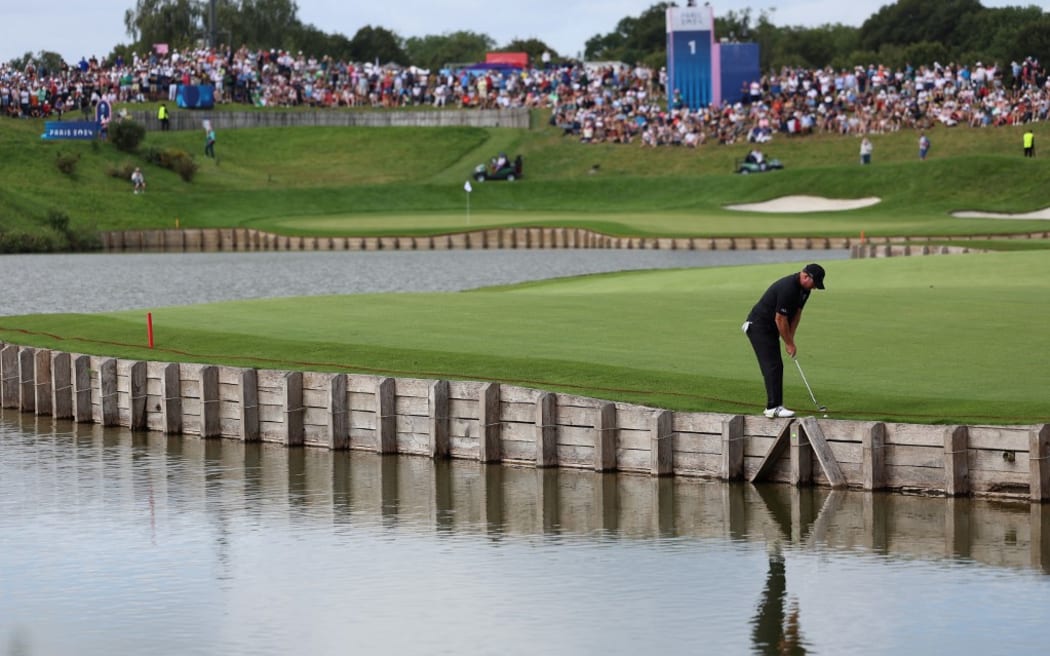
{"left": 2, "top": 0, "right": 1047, "bottom": 64}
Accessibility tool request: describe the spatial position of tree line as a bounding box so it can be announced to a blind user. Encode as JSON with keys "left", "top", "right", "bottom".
{"left": 9, "top": 0, "right": 1050, "bottom": 74}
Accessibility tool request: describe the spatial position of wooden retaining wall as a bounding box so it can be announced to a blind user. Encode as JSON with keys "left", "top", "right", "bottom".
{"left": 100, "top": 227, "right": 859, "bottom": 253}
{"left": 128, "top": 107, "right": 531, "bottom": 131}
{"left": 2, "top": 342, "right": 1046, "bottom": 502}
{"left": 99, "top": 228, "right": 1050, "bottom": 254}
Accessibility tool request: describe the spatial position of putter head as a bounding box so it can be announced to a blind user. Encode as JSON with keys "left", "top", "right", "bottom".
{"left": 818, "top": 406, "right": 828, "bottom": 412}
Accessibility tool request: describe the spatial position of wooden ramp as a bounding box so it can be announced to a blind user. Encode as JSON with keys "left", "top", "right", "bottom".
{"left": 751, "top": 417, "right": 847, "bottom": 489}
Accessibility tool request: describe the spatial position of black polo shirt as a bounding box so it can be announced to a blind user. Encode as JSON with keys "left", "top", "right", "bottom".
{"left": 747, "top": 272, "right": 809, "bottom": 328}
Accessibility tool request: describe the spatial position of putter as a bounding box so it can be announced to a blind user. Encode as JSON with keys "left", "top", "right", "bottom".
{"left": 793, "top": 357, "right": 828, "bottom": 414}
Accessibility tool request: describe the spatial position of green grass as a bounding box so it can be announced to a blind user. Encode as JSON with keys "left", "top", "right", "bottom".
{"left": 1, "top": 252, "right": 1046, "bottom": 425}
{"left": 4, "top": 110, "right": 1050, "bottom": 240}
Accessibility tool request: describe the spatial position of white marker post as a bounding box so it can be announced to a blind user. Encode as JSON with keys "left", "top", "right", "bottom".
{"left": 464, "top": 180, "right": 472, "bottom": 225}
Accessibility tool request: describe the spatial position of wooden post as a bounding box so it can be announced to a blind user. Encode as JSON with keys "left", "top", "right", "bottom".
{"left": 239, "top": 368, "right": 259, "bottom": 442}
{"left": 376, "top": 377, "right": 397, "bottom": 454}
{"left": 862, "top": 422, "right": 887, "bottom": 491}
{"left": 162, "top": 363, "right": 182, "bottom": 434}
{"left": 33, "top": 349, "right": 52, "bottom": 417}
{"left": 478, "top": 382, "right": 501, "bottom": 463}
{"left": 944, "top": 425, "right": 970, "bottom": 496}
{"left": 1030, "top": 424, "right": 1050, "bottom": 502}
{"left": 650, "top": 409, "right": 673, "bottom": 476}
{"left": 129, "top": 361, "right": 147, "bottom": 431}
{"left": 19, "top": 347, "right": 35, "bottom": 413}
{"left": 73, "top": 356, "right": 92, "bottom": 423}
{"left": 0, "top": 345, "right": 19, "bottom": 409}
{"left": 594, "top": 402, "right": 617, "bottom": 472}
{"left": 429, "top": 380, "right": 450, "bottom": 458}
{"left": 283, "top": 371, "right": 304, "bottom": 446}
{"left": 200, "top": 366, "right": 221, "bottom": 438}
{"left": 791, "top": 423, "right": 812, "bottom": 485}
{"left": 51, "top": 352, "right": 73, "bottom": 420}
{"left": 98, "top": 358, "right": 118, "bottom": 425}
{"left": 720, "top": 415, "right": 744, "bottom": 480}
{"left": 536, "top": 392, "right": 557, "bottom": 467}
{"left": 328, "top": 373, "right": 348, "bottom": 450}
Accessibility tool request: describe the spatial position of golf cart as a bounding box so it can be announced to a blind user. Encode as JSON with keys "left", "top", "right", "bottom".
{"left": 474, "top": 154, "right": 523, "bottom": 182}
{"left": 736, "top": 150, "right": 783, "bottom": 174}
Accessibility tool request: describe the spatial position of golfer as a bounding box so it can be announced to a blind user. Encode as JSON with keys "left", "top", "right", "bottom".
{"left": 742, "top": 263, "right": 826, "bottom": 418}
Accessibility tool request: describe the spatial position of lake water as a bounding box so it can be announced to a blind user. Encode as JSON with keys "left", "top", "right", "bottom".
{"left": 2, "top": 249, "right": 1049, "bottom": 655}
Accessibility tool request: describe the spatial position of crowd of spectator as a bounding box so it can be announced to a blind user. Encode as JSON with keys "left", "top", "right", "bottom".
{"left": 2, "top": 44, "right": 1048, "bottom": 150}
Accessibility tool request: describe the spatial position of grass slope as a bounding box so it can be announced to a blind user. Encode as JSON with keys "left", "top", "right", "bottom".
{"left": 1, "top": 252, "right": 1046, "bottom": 425}
{"left": 3, "top": 111, "right": 1050, "bottom": 239}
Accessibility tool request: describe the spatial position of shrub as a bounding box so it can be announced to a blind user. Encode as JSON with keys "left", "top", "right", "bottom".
{"left": 55, "top": 151, "right": 80, "bottom": 175}
{"left": 0, "top": 229, "right": 66, "bottom": 253}
{"left": 110, "top": 119, "right": 146, "bottom": 152}
{"left": 145, "top": 147, "right": 199, "bottom": 182}
{"left": 45, "top": 210, "right": 70, "bottom": 233}
{"left": 107, "top": 162, "right": 138, "bottom": 180}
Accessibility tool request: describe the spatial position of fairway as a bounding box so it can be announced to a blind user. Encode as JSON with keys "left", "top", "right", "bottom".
{"left": 1, "top": 252, "right": 1046, "bottom": 425}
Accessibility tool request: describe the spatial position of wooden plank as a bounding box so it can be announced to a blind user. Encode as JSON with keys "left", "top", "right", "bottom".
{"left": 750, "top": 419, "right": 792, "bottom": 483}
{"left": 130, "top": 361, "right": 147, "bottom": 431}
{"left": 799, "top": 417, "right": 847, "bottom": 488}
{"left": 33, "top": 349, "right": 52, "bottom": 417}
{"left": 51, "top": 351, "right": 73, "bottom": 419}
{"left": 594, "top": 402, "right": 617, "bottom": 472}
{"left": 99, "top": 358, "right": 118, "bottom": 426}
{"left": 882, "top": 423, "right": 946, "bottom": 447}
{"left": 556, "top": 404, "right": 598, "bottom": 427}
{"left": 536, "top": 392, "right": 557, "bottom": 467}
{"left": 968, "top": 425, "right": 1033, "bottom": 452}
{"left": 1031, "top": 425, "right": 1050, "bottom": 502}
{"left": 479, "top": 382, "right": 501, "bottom": 463}
{"left": 651, "top": 410, "right": 673, "bottom": 476}
{"left": 862, "top": 422, "right": 887, "bottom": 490}
{"left": 329, "top": 374, "right": 348, "bottom": 450}
{"left": 616, "top": 404, "right": 656, "bottom": 430}
{"left": 672, "top": 412, "right": 726, "bottom": 435}
{"left": 944, "top": 425, "right": 970, "bottom": 496}
{"left": 675, "top": 432, "right": 723, "bottom": 455}
{"left": 720, "top": 415, "right": 744, "bottom": 480}
{"left": 429, "top": 380, "right": 450, "bottom": 458}
{"left": 376, "top": 377, "right": 397, "bottom": 454}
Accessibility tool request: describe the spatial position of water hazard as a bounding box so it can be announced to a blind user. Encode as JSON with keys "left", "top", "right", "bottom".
{"left": 2, "top": 249, "right": 1049, "bottom": 654}
{"left": 3, "top": 412, "right": 1050, "bottom": 655}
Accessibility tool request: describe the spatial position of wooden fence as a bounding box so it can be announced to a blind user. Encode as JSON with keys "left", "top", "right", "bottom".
{"left": 1, "top": 343, "right": 1045, "bottom": 502}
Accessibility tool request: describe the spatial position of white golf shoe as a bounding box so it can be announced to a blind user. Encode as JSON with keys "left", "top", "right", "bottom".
{"left": 763, "top": 406, "right": 795, "bottom": 418}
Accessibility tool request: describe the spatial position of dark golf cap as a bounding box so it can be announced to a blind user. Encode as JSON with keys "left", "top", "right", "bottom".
{"left": 804, "top": 263, "right": 826, "bottom": 289}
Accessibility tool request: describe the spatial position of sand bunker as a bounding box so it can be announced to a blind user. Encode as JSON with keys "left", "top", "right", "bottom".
{"left": 952, "top": 209, "right": 1050, "bottom": 220}
{"left": 726, "top": 196, "right": 881, "bottom": 213}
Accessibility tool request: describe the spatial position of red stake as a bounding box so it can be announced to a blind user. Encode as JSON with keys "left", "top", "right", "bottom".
{"left": 147, "top": 312, "right": 154, "bottom": 348}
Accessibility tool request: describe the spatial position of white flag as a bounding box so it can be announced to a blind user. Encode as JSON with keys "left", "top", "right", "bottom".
{"left": 464, "top": 181, "right": 472, "bottom": 193}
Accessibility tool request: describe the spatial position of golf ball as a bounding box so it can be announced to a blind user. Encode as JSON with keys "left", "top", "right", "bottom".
{"left": 823, "top": 413, "right": 829, "bottom": 418}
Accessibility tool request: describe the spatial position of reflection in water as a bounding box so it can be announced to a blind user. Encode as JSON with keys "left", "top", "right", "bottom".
{"left": 3, "top": 412, "right": 1050, "bottom": 655}
{"left": 752, "top": 546, "right": 806, "bottom": 656}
